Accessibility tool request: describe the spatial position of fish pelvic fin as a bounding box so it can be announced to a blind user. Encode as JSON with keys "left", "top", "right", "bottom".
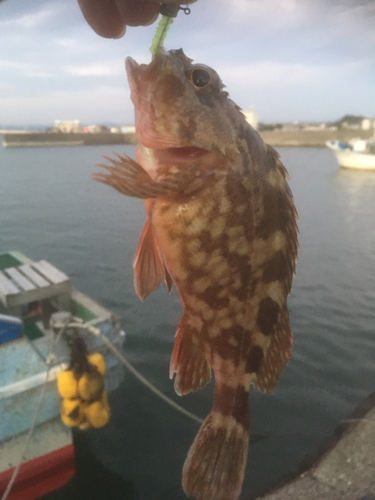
{"left": 169, "top": 316, "right": 211, "bottom": 396}
{"left": 93, "top": 154, "right": 180, "bottom": 199}
{"left": 182, "top": 384, "right": 250, "bottom": 500}
{"left": 133, "top": 217, "right": 172, "bottom": 300}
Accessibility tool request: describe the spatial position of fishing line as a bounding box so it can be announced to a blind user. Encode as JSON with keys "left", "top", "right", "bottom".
{"left": 1, "top": 324, "right": 70, "bottom": 500}
{"left": 150, "top": 4, "right": 191, "bottom": 57}
{"left": 1, "top": 360, "right": 53, "bottom": 500}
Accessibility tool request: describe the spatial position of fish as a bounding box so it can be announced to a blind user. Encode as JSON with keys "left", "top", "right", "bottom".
{"left": 93, "top": 48, "right": 298, "bottom": 500}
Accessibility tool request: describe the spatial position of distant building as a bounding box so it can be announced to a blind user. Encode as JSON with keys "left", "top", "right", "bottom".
{"left": 361, "top": 118, "right": 374, "bottom": 130}
{"left": 54, "top": 120, "right": 82, "bottom": 133}
{"left": 121, "top": 126, "right": 136, "bottom": 134}
{"left": 83, "top": 125, "right": 99, "bottom": 133}
{"left": 243, "top": 108, "right": 258, "bottom": 130}
{"left": 83, "top": 125, "right": 110, "bottom": 133}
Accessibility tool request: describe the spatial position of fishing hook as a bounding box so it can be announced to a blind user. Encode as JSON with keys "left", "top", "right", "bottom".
{"left": 160, "top": 3, "right": 191, "bottom": 17}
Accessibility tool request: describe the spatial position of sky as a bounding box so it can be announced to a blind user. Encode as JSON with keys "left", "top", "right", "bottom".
{"left": 0, "top": 0, "right": 374, "bottom": 127}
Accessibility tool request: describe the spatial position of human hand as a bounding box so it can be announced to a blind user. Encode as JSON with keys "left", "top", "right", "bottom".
{"left": 77, "top": 0, "right": 197, "bottom": 39}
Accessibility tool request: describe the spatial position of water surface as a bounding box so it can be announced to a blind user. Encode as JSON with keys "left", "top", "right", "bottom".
{"left": 0, "top": 145, "right": 374, "bottom": 499}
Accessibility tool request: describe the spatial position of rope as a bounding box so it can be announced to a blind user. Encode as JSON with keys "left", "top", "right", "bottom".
{"left": 66, "top": 321, "right": 204, "bottom": 425}
{"left": 0, "top": 322, "right": 69, "bottom": 500}
{"left": 1, "top": 364, "right": 52, "bottom": 500}
{"left": 1, "top": 318, "right": 203, "bottom": 499}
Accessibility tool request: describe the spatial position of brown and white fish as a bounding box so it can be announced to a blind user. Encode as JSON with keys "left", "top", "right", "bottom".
{"left": 94, "top": 48, "right": 298, "bottom": 500}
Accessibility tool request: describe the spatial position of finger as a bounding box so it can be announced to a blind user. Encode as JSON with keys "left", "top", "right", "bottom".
{"left": 77, "top": 0, "right": 126, "bottom": 39}
{"left": 114, "top": 0, "right": 161, "bottom": 27}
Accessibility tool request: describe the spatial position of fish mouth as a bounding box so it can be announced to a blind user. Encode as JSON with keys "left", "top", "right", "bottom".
{"left": 137, "top": 144, "right": 212, "bottom": 172}
{"left": 155, "top": 146, "right": 208, "bottom": 162}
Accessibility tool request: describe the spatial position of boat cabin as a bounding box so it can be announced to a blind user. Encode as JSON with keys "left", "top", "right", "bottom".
{"left": 0, "top": 251, "right": 73, "bottom": 344}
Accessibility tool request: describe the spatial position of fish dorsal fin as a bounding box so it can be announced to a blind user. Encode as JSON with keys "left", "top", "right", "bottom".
{"left": 133, "top": 218, "right": 172, "bottom": 300}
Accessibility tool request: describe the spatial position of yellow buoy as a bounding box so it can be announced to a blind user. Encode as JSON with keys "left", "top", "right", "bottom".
{"left": 77, "top": 369, "right": 104, "bottom": 401}
{"left": 57, "top": 369, "right": 78, "bottom": 399}
{"left": 60, "top": 398, "right": 84, "bottom": 427}
{"left": 85, "top": 392, "right": 111, "bottom": 428}
{"left": 88, "top": 352, "right": 106, "bottom": 376}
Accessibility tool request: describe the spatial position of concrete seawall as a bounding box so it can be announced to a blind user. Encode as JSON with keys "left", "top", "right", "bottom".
{"left": 1, "top": 132, "right": 137, "bottom": 148}
{"left": 259, "top": 129, "right": 372, "bottom": 147}
{"left": 1, "top": 129, "right": 372, "bottom": 149}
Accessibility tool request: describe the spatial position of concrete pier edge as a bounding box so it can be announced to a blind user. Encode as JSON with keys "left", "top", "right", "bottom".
{"left": 255, "top": 391, "right": 375, "bottom": 500}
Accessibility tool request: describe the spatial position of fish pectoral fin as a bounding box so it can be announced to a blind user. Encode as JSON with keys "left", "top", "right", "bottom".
{"left": 133, "top": 218, "right": 170, "bottom": 300}
{"left": 169, "top": 317, "right": 211, "bottom": 396}
{"left": 92, "top": 154, "right": 179, "bottom": 199}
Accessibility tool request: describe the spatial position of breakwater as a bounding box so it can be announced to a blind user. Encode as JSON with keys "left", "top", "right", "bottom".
{"left": 1, "top": 131, "right": 137, "bottom": 148}
{"left": 1, "top": 129, "right": 372, "bottom": 149}
{"left": 259, "top": 128, "right": 372, "bottom": 147}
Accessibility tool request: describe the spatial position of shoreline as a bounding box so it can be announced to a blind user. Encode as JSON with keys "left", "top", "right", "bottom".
{"left": 259, "top": 129, "right": 372, "bottom": 148}
{"left": 1, "top": 129, "right": 372, "bottom": 149}
{"left": 1, "top": 131, "right": 137, "bottom": 148}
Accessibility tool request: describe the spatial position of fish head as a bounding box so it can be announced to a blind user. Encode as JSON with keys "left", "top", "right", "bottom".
{"left": 125, "top": 48, "right": 241, "bottom": 169}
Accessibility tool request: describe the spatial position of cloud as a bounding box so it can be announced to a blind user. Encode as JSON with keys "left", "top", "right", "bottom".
{"left": 218, "top": 59, "right": 370, "bottom": 91}
{"left": 65, "top": 61, "right": 124, "bottom": 77}
{"left": 12, "top": 8, "right": 54, "bottom": 28}
{"left": 0, "top": 3, "right": 65, "bottom": 32}
{"left": 0, "top": 85, "right": 134, "bottom": 126}
{"left": 0, "top": 0, "right": 373, "bottom": 125}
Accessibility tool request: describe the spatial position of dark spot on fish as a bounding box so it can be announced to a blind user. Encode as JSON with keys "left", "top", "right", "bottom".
{"left": 225, "top": 178, "right": 251, "bottom": 207}
{"left": 198, "top": 285, "right": 230, "bottom": 309}
{"left": 255, "top": 188, "right": 281, "bottom": 240}
{"left": 213, "top": 384, "right": 249, "bottom": 429}
{"left": 262, "top": 250, "right": 286, "bottom": 284}
{"left": 236, "top": 124, "right": 248, "bottom": 142}
{"left": 209, "top": 325, "right": 245, "bottom": 365}
{"left": 200, "top": 229, "right": 228, "bottom": 254}
{"left": 257, "top": 297, "right": 280, "bottom": 336}
{"left": 180, "top": 115, "right": 198, "bottom": 143}
{"left": 196, "top": 91, "right": 215, "bottom": 108}
{"left": 166, "top": 226, "right": 181, "bottom": 241}
{"left": 159, "top": 73, "right": 186, "bottom": 103}
{"left": 245, "top": 345, "right": 264, "bottom": 373}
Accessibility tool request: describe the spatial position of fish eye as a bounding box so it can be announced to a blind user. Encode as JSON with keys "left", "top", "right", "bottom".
{"left": 191, "top": 68, "right": 211, "bottom": 88}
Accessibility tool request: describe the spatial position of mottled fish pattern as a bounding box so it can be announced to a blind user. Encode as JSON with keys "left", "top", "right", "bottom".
{"left": 94, "top": 48, "right": 298, "bottom": 500}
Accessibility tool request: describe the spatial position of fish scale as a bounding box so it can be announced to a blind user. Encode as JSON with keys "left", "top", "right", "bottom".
{"left": 93, "top": 48, "right": 298, "bottom": 500}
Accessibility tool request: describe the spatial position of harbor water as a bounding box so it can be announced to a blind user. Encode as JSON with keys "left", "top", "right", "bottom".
{"left": 0, "top": 144, "right": 374, "bottom": 499}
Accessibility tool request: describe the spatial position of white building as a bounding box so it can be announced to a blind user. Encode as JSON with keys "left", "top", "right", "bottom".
{"left": 54, "top": 120, "right": 82, "bottom": 133}
{"left": 361, "top": 118, "right": 374, "bottom": 131}
{"left": 243, "top": 107, "right": 258, "bottom": 130}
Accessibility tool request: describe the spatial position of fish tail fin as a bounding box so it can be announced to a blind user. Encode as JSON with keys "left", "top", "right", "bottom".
{"left": 182, "top": 384, "right": 250, "bottom": 500}
{"left": 169, "top": 317, "right": 211, "bottom": 396}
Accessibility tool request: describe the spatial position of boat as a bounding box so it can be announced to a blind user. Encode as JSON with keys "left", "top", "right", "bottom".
{"left": 0, "top": 250, "right": 125, "bottom": 499}
{"left": 326, "top": 138, "right": 375, "bottom": 170}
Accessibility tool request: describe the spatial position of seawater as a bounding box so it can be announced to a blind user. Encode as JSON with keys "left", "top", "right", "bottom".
{"left": 1, "top": 145, "right": 375, "bottom": 499}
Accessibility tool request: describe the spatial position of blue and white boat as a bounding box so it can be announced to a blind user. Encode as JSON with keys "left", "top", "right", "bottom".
{"left": 0, "top": 250, "right": 125, "bottom": 498}
{"left": 326, "top": 138, "right": 375, "bottom": 170}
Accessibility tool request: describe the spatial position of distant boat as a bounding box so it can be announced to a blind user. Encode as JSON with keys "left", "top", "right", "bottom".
{"left": 326, "top": 138, "right": 375, "bottom": 170}
{"left": 0, "top": 250, "right": 125, "bottom": 499}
